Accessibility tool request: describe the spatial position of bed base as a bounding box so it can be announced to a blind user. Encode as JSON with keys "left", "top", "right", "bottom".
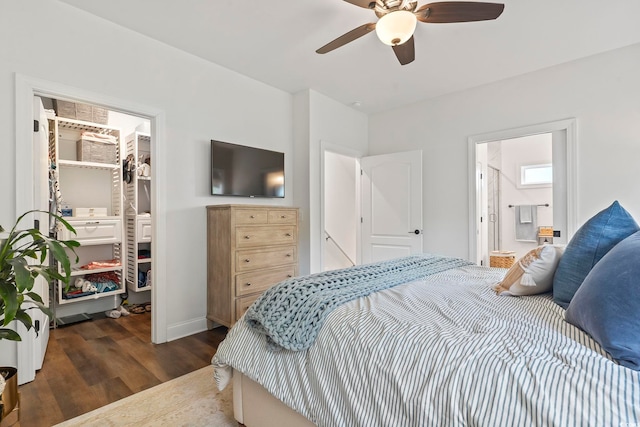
{"left": 233, "top": 370, "right": 315, "bottom": 427}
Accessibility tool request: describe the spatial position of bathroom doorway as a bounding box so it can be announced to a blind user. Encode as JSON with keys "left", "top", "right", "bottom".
{"left": 468, "top": 119, "right": 577, "bottom": 267}
{"left": 479, "top": 134, "right": 554, "bottom": 265}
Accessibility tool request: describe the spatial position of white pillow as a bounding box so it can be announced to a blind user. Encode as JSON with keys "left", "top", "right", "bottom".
{"left": 493, "top": 245, "right": 565, "bottom": 296}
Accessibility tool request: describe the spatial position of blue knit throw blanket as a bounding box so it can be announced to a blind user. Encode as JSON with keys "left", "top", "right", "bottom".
{"left": 245, "top": 254, "right": 472, "bottom": 352}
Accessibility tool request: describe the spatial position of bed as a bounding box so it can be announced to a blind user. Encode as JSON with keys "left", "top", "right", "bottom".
{"left": 212, "top": 202, "right": 640, "bottom": 427}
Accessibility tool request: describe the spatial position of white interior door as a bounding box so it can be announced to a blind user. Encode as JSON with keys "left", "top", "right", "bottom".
{"left": 32, "top": 96, "right": 50, "bottom": 371}
{"left": 361, "top": 150, "right": 423, "bottom": 263}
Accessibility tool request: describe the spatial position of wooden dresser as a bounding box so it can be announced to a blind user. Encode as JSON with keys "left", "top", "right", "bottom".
{"left": 206, "top": 204, "right": 299, "bottom": 327}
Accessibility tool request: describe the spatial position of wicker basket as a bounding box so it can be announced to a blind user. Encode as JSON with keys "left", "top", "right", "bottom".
{"left": 490, "top": 251, "right": 516, "bottom": 268}
{"left": 54, "top": 100, "right": 108, "bottom": 125}
{"left": 77, "top": 136, "right": 117, "bottom": 164}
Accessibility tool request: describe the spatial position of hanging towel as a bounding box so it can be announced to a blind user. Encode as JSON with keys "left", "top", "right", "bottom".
{"left": 519, "top": 205, "right": 533, "bottom": 223}
{"left": 515, "top": 205, "right": 538, "bottom": 241}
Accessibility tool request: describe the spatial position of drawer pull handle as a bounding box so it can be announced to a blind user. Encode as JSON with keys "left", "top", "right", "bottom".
{"left": 244, "top": 259, "right": 251, "bottom": 263}
{"left": 245, "top": 282, "right": 252, "bottom": 287}
{"left": 287, "top": 275, "right": 292, "bottom": 278}
{"left": 85, "top": 221, "right": 100, "bottom": 225}
{"left": 244, "top": 235, "right": 251, "bottom": 239}
{"left": 281, "top": 215, "right": 286, "bottom": 218}
{"left": 250, "top": 215, "right": 255, "bottom": 218}
{"left": 286, "top": 254, "right": 292, "bottom": 257}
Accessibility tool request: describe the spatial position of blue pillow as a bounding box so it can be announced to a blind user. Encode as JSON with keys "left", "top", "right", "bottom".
{"left": 553, "top": 201, "right": 638, "bottom": 308}
{"left": 565, "top": 230, "right": 640, "bottom": 370}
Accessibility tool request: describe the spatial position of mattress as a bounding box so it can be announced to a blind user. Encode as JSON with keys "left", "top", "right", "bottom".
{"left": 213, "top": 264, "right": 640, "bottom": 426}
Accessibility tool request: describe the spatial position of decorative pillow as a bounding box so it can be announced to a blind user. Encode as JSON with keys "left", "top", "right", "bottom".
{"left": 565, "top": 230, "right": 640, "bottom": 371}
{"left": 552, "top": 201, "right": 639, "bottom": 308}
{"left": 494, "top": 245, "right": 564, "bottom": 296}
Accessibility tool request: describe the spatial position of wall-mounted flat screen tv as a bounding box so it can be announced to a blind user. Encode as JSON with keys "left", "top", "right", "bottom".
{"left": 211, "top": 140, "right": 284, "bottom": 198}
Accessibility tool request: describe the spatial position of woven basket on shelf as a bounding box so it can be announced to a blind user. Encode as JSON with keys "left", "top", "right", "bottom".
{"left": 490, "top": 251, "right": 516, "bottom": 268}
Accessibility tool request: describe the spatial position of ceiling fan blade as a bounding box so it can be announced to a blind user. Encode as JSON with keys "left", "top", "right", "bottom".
{"left": 342, "top": 0, "right": 376, "bottom": 9}
{"left": 416, "top": 2, "right": 504, "bottom": 23}
{"left": 392, "top": 36, "right": 415, "bottom": 65}
{"left": 316, "top": 23, "right": 376, "bottom": 54}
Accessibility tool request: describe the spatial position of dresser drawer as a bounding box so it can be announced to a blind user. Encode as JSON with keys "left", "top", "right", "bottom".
{"left": 268, "top": 209, "right": 297, "bottom": 224}
{"left": 235, "top": 294, "right": 261, "bottom": 321}
{"left": 235, "top": 265, "right": 296, "bottom": 297}
{"left": 59, "top": 218, "right": 122, "bottom": 245}
{"left": 235, "top": 225, "right": 296, "bottom": 248}
{"left": 235, "top": 246, "right": 297, "bottom": 272}
{"left": 234, "top": 209, "right": 268, "bottom": 225}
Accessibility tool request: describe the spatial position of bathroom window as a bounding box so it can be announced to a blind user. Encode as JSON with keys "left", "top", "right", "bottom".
{"left": 519, "top": 163, "right": 552, "bottom": 187}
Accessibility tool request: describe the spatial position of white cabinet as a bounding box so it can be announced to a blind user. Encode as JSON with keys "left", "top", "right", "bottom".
{"left": 124, "top": 132, "right": 152, "bottom": 292}
{"left": 49, "top": 117, "right": 126, "bottom": 305}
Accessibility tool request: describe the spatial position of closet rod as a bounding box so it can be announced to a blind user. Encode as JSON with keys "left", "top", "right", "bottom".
{"left": 508, "top": 204, "right": 549, "bottom": 208}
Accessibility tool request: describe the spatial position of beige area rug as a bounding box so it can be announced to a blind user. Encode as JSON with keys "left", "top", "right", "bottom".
{"left": 55, "top": 365, "right": 237, "bottom": 427}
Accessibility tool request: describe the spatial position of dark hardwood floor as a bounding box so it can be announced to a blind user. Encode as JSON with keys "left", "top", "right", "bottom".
{"left": 17, "top": 312, "right": 228, "bottom": 427}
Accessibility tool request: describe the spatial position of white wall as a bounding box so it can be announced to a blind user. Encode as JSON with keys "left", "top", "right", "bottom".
{"left": 293, "top": 90, "right": 368, "bottom": 275}
{"left": 324, "top": 151, "right": 357, "bottom": 271}
{"left": 0, "top": 0, "right": 293, "bottom": 348}
{"left": 369, "top": 42, "right": 640, "bottom": 259}
{"left": 499, "top": 134, "right": 553, "bottom": 258}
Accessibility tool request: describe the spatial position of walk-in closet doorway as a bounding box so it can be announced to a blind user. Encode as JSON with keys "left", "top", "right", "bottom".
{"left": 40, "top": 98, "right": 153, "bottom": 321}
{"left": 15, "top": 74, "right": 167, "bottom": 384}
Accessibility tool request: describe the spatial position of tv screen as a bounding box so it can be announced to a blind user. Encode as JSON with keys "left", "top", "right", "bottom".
{"left": 211, "top": 140, "right": 285, "bottom": 198}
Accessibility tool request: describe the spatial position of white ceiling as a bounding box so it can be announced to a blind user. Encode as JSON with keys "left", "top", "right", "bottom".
{"left": 59, "top": 0, "right": 640, "bottom": 114}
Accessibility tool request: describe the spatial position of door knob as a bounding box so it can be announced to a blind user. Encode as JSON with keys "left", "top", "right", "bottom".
{"left": 408, "top": 229, "right": 421, "bottom": 235}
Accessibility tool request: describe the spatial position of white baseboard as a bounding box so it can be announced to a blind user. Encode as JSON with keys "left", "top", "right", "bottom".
{"left": 166, "top": 317, "right": 209, "bottom": 342}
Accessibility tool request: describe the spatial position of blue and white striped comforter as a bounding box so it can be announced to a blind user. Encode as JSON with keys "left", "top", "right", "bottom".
{"left": 212, "top": 264, "right": 640, "bottom": 426}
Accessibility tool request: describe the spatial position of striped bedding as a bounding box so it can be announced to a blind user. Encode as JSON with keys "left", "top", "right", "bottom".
{"left": 212, "top": 264, "right": 640, "bottom": 426}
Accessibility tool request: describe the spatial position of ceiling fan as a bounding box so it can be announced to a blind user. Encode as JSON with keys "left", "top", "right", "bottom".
{"left": 316, "top": 1, "right": 505, "bottom": 65}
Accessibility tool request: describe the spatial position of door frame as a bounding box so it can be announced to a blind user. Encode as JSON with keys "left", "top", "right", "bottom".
{"left": 467, "top": 118, "right": 578, "bottom": 263}
{"left": 320, "top": 140, "right": 364, "bottom": 270}
{"left": 15, "top": 74, "right": 168, "bottom": 380}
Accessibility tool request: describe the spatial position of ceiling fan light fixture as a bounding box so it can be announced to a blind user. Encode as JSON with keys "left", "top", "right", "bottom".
{"left": 375, "top": 10, "right": 417, "bottom": 46}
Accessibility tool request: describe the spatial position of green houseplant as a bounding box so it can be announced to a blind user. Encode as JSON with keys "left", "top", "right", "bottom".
{"left": 0, "top": 210, "right": 78, "bottom": 421}
{"left": 0, "top": 210, "right": 79, "bottom": 341}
